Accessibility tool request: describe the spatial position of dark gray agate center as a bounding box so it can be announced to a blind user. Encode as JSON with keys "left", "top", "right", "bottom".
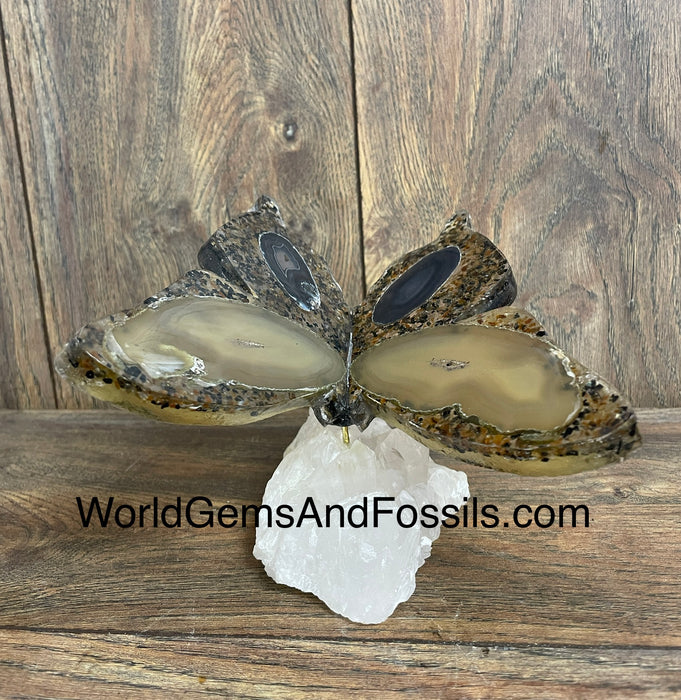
{"left": 372, "top": 246, "right": 461, "bottom": 325}
{"left": 259, "top": 232, "right": 321, "bottom": 311}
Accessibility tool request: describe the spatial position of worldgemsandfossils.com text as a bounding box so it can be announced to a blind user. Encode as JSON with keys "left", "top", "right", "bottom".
{"left": 75, "top": 496, "right": 590, "bottom": 530}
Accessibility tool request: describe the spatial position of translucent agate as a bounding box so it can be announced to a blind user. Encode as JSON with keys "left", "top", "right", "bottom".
{"left": 112, "top": 297, "right": 345, "bottom": 389}
{"left": 351, "top": 324, "right": 581, "bottom": 432}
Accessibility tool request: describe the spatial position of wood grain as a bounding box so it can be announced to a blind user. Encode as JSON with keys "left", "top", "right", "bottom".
{"left": 352, "top": 0, "right": 681, "bottom": 408}
{"left": 0, "top": 17, "right": 54, "bottom": 409}
{"left": 0, "top": 408, "right": 679, "bottom": 696}
{"left": 1, "top": 0, "right": 362, "bottom": 409}
{"left": 2, "top": 630, "right": 680, "bottom": 699}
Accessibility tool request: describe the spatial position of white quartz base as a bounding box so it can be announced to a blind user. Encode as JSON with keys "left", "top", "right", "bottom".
{"left": 253, "top": 410, "right": 469, "bottom": 624}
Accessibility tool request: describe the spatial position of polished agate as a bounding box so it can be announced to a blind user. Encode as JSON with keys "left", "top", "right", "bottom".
{"left": 258, "top": 231, "right": 321, "bottom": 311}
{"left": 372, "top": 246, "right": 461, "bottom": 324}
{"left": 351, "top": 324, "right": 581, "bottom": 432}
{"left": 56, "top": 197, "right": 640, "bottom": 475}
{"left": 112, "top": 297, "right": 344, "bottom": 389}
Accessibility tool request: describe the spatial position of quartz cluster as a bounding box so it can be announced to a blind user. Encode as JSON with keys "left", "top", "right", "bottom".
{"left": 253, "top": 411, "right": 469, "bottom": 624}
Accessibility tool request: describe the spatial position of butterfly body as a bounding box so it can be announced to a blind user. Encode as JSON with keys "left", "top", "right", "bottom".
{"left": 56, "top": 196, "right": 640, "bottom": 475}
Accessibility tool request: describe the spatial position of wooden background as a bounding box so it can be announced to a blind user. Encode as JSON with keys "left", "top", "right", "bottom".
{"left": 0, "top": 0, "right": 679, "bottom": 410}
{"left": 1, "top": 1, "right": 681, "bottom": 697}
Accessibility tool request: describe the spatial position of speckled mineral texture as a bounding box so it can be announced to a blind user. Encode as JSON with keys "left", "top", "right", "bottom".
{"left": 351, "top": 212, "right": 517, "bottom": 359}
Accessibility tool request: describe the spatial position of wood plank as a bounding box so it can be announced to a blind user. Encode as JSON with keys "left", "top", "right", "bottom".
{"left": 0, "top": 17, "right": 54, "bottom": 409}
{"left": 0, "top": 409, "right": 679, "bottom": 695}
{"left": 352, "top": 0, "right": 681, "bottom": 408}
{"left": 1, "top": 629, "right": 680, "bottom": 699}
{"left": 2, "top": 1, "right": 362, "bottom": 408}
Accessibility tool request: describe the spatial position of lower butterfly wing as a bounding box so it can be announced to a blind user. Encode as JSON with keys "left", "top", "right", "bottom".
{"left": 56, "top": 198, "right": 350, "bottom": 425}
{"left": 350, "top": 307, "right": 640, "bottom": 475}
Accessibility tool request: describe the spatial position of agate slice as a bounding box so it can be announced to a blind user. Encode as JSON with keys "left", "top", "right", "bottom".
{"left": 56, "top": 197, "right": 640, "bottom": 475}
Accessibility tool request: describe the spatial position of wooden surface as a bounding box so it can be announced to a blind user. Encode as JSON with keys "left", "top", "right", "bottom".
{"left": 0, "top": 408, "right": 680, "bottom": 697}
{"left": 0, "top": 25, "right": 54, "bottom": 409}
{"left": 0, "top": 1, "right": 679, "bottom": 410}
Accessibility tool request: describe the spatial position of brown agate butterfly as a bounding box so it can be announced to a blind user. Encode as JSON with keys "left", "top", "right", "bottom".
{"left": 56, "top": 196, "right": 640, "bottom": 475}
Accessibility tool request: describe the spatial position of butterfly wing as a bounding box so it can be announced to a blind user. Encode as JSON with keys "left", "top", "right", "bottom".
{"left": 56, "top": 197, "right": 350, "bottom": 425}
{"left": 350, "top": 214, "right": 640, "bottom": 475}
{"left": 351, "top": 211, "right": 516, "bottom": 358}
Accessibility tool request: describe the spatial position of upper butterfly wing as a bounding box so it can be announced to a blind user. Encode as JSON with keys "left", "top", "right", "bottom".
{"left": 351, "top": 211, "right": 516, "bottom": 358}
{"left": 350, "top": 214, "right": 640, "bottom": 475}
{"left": 56, "top": 197, "right": 350, "bottom": 425}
